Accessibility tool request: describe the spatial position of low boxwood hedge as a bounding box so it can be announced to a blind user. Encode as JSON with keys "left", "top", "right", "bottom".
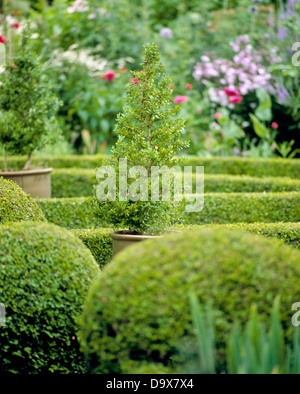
{"left": 38, "top": 192, "right": 300, "bottom": 229}
{"left": 37, "top": 197, "right": 98, "bottom": 229}
{"left": 71, "top": 228, "right": 114, "bottom": 270}
{"left": 51, "top": 169, "right": 300, "bottom": 198}
{"left": 79, "top": 229, "right": 300, "bottom": 373}
{"left": 3, "top": 155, "right": 300, "bottom": 179}
{"left": 0, "top": 177, "right": 45, "bottom": 224}
{"left": 184, "top": 192, "right": 300, "bottom": 224}
{"left": 181, "top": 222, "right": 300, "bottom": 250}
{"left": 0, "top": 222, "right": 100, "bottom": 374}
{"left": 71, "top": 222, "right": 300, "bottom": 269}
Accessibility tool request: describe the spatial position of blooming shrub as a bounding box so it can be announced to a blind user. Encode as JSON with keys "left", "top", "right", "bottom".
{"left": 193, "top": 35, "right": 278, "bottom": 107}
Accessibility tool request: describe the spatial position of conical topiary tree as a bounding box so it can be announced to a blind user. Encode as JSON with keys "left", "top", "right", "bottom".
{"left": 0, "top": 26, "right": 61, "bottom": 171}
{"left": 94, "top": 43, "right": 189, "bottom": 235}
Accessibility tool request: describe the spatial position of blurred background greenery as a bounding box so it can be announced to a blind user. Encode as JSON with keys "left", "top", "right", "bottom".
{"left": 0, "top": 0, "right": 299, "bottom": 157}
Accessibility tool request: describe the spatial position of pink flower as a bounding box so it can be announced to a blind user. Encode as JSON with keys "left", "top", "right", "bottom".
{"left": 229, "top": 95, "right": 243, "bottom": 104}
{"left": 173, "top": 96, "right": 188, "bottom": 104}
{"left": 12, "top": 22, "right": 20, "bottom": 29}
{"left": 185, "top": 84, "right": 192, "bottom": 90}
{"left": 214, "top": 112, "right": 222, "bottom": 119}
{"left": 88, "top": 13, "right": 96, "bottom": 19}
{"left": 0, "top": 35, "right": 7, "bottom": 44}
{"left": 130, "top": 78, "right": 139, "bottom": 85}
{"left": 271, "top": 144, "right": 276, "bottom": 150}
{"left": 224, "top": 87, "right": 240, "bottom": 96}
{"left": 271, "top": 122, "right": 278, "bottom": 129}
{"left": 102, "top": 71, "right": 116, "bottom": 81}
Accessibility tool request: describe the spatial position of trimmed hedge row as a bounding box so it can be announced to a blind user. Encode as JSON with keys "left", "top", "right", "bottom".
{"left": 37, "top": 197, "right": 97, "bottom": 229}
{"left": 3, "top": 154, "right": 300, "bottom": 179}
{"left": 38, "top": 192, "right": 300, "bottom": 229}
{"left": 71, "top": 228, "right": 113, "bottom": 270}
{"left": 184, "top": 192, "right": 300, "bottom": 224}
{"left": 181, "top": 222, "right": 300, "bottom": 250}
{"left": 51, "top": 169, "right": 300, "bottom": 198}
{"left": 72, "top": 222, "right": 300, "bottom": 269}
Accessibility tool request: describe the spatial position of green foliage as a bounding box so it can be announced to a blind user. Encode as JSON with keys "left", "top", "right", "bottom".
{"left": 183, "top": 157, "right": 300, "bottom": 179}
{"left": 69, "top": 223, "right": 300, "bottom": 270}
{"left": 39, "top": 192, "right": 300, "bottom": 229}
{"left": 180, "top": 297, "right": 300, "bottom": 374}
{"left": 50, "top": 169, "right": 300, "bottom": 198}
{"left": 189, "top": 222, "right": 300, "bottom": 250}
{"left": 37, "top": 197, "right": 98, "bottom": 229}
{"left": 79, "top": 229, "right": 300, "bottom": 373}
{"left": 94, "top": 43, "right": 189, "bottom": 235}
{"left": 2, "top": 155, "right": 299, "bottom": 179}
{"left": 0, "top": 221, "right": 100, "bottom": 374}
{"left": 0, "top": 177, "right": 45, "bottom": 223}
{"left": 184, "top": 192, "right": 300, "bottom": 224}
{"left": 44, "top": 58, "right": 127, "bottom": 151}
{"left": 0, "top": 27, "right": 61, "bottom": 169}
{"left": 71, "top": 228, "right": 114, "bottom": 269}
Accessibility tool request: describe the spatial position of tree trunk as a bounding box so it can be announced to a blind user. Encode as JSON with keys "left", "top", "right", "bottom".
{"left": 3, "top": 148, "right": 7, "bottom": 172}
{"left": 23, "top": 152, "right": 32, "bottom": 171}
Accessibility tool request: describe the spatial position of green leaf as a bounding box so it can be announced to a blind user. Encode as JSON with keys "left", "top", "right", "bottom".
{"left": 249, "top": 114, "right": 269, "bottom": 139}
{"left": 255, "top": 88, "right": 272, "bottom": 122}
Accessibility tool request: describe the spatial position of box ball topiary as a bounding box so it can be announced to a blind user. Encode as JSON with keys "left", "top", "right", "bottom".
{"left": 0, "top": 177, "right": 45, "bottom": 224}
{"left": 79, "top": 229, "right": 300, "bottom": 374}
{"left": 0, "top": 222, "right": 100, "bottom": 374}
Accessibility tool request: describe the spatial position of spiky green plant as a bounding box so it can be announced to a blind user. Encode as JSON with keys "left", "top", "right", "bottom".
{"left": 179, "top": 296, "right": 300, "bottom": 374}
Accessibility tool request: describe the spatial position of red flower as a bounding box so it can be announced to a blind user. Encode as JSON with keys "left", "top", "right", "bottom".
{"left": 102, "top": 71, "right": 116, "bottom": 81}
{"left": 0, "top": 35, "right": 7, "bottom": 44}
{"left": 130, "top": 78, "right": 139, "bottom": 85}
{"left": 169, "top": 84, "right": 175, "bottom": 89}
{"left": 185, "top": 83, "right": 192, "bottom": 90}
{"left": 271, "top": 122, "right": 278, "bottom": 129}
{"left": 12, "top": 22, "right": 20, "bottom": 29}
{"left": 224, "top": 87, "right": 240, "bottom": 97}
{"left": 174, "top": 96, "right": 188, "bottom": 104}
{"left": 229, "top": 95, "right": 243, "bottom": 104}
{"left": 119, "top": 67, "right": 127, "bottom": 72}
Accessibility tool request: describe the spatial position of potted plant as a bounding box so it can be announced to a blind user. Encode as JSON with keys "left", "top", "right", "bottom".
{"left": 94, "top": 43, "right": 189, "bottom": 255}
{"left": 0, "top": 26, "right": 61, "bottom": 198}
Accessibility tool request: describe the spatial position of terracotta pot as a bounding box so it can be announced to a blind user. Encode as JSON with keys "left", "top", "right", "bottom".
{"left": 0, "top": 168, "right": 53, "bottom": 198}
{"left": 109, "top": 231, "right": 163, "bottom": 256}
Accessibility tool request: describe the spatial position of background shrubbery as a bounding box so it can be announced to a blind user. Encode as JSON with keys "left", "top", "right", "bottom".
{"left": 1, "top": 0, "right": 298, "bottom": 158}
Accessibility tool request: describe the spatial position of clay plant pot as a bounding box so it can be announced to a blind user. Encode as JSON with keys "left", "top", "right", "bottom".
{"left": 109, "top": 231, "right": 163, "bottom": 257}
{"left": 0, "top": 168, "right": 53, "bottom": 198}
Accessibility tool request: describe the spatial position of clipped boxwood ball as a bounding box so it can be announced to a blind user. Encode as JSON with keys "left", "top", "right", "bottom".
{"left": 0, "top": 177, "right": 45, "bottom": 223}
{"left": 80, "top": 229, "right": 300, "bottom": 373}
{"left": 0, "top": 222, "right": 100, "bottom": 374}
